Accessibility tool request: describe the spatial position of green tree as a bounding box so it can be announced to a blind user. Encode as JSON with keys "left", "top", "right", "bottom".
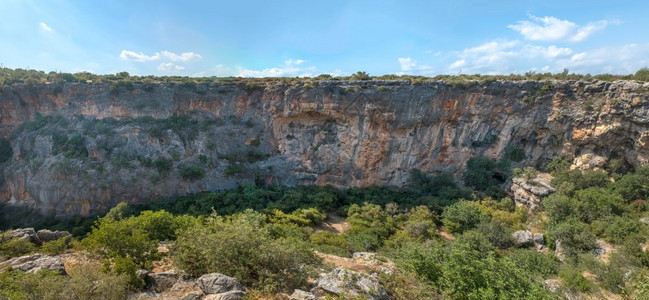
{"left": 441, "top": 201, "right": 489, "bottom": 234}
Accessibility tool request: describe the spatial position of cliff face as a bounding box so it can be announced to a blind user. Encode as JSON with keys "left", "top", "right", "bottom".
{"left": 1, "top": 79, "right": 648, "bottom": 216}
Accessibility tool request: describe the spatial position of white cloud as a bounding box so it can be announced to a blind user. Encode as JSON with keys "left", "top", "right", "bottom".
{"left": 556, "top": 43, "right": 649, "bottom": 74}
{"left": 159, "top": 51, "right": 202, "bottom": 62}
{"left": 285, "top": 59, "right": 307, "bottom": 65}
{"left": 236, "top": 59, "right": 316, "bottom": 77}
{"left": 119, "top": 50, "right": 202, "bottom": 62}
{"left": 40, "top": 22, "right": 53, "bottom": 32}
{"left": 449, "top": 60, "right": 466, "bottom": 69}
{"left": 120, "top": 50, "right": 160, "bottom": 62}
{"left": 397, "top": 57, "right": 434, "bottom": 75}
{"left": 448, "top": 39, "right": 574, "bottom": 74}
{"left": 157, "top": 62, "right": 185, "bottom": 71}
{"left": 508, "top": 15, "right": 609, "bottom": 42}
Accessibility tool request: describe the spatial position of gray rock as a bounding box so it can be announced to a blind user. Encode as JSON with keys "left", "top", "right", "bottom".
{"left": 0, "top": 254, "right": 66, "bottom": 274}
{"left": 511, "top": 173, "right": 555, "bottom": 210}
{"left": 197, "top": 273, "right": 244, "bottom": 295}
{"left": 544, "top": 279, "right": 561, "bottom": 292}
{"left": 311, "top": 267, "right": 389, "bottom": 300}
{"left": 555, "top": 240, "right": 567, "bottom": 262}
{"left": 6, "top": 228, "right": 39, "bottom": 243}
{"left": 512, "top": 230, "right": 534, "bottom": 247}
{"left": 290, "top": 289, "right": 316, "bottom": 300}
{"left": 135, "top": 268, "right": 149, "bottom": 281}
{"left": 182, "top": 291, "right": 204, "bottom": 300}
{"left": 36, "top": 229, "right": 71, "bottom": 243}
{"left": 640, "top": 217, "right": 649, "bottom": 225}
{"left": 203, "top": 290, "right": 247, "bottom": 300}
{"left": 533, "top": 233, "right": 545, "bottom": 245}
{"left": 147, "top": 270, "right": 180, "bottom": 293}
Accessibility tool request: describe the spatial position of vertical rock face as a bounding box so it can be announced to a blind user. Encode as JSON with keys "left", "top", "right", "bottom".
{"left": 0, "top": 79, "right": 648, "bottom": 217}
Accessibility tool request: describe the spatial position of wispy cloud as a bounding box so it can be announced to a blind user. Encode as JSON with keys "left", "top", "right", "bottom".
{"left": 508, "top": 15, "right": 609, "bottom": 42}
{"left": 236, "top": 58, "right": 316, "bottom": 77}
{"left": 39, "top": 22, "right": 53, "bottom": 32}
{"left": 119, "top": 50, "right": 202, "bottom": 62}
{"left": 397, "top": 57, "right": 434, "bottom": 75}
{"left": 158, "top": 62, "right": 185, "bottom": 71}
{"left": 447, "top": 39, "right": 574, "bottom": 74}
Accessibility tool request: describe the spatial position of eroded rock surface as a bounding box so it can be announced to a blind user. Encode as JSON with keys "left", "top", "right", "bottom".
{"left": 1, "top": 80, "right": 648, "bottom": 216}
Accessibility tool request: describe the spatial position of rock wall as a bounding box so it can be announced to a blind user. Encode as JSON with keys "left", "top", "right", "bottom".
{"left": 1, "top": 79, "right": 648, "bottom": 216}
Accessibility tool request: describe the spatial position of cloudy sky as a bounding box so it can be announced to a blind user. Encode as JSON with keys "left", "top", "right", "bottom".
{"left": 1, "top": 0, "right": 647, "bottom": 77}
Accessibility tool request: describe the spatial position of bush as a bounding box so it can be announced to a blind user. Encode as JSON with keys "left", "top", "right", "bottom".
{"left": 153, "top": 157, "right": 173, "bottom": 174}
{"left": 441, "top": 201, "right": 489, "bottom": 234}
{"left": 547, "top": 218, "right": 597, "bottom": 257}
{"left": 350, "top": 71, "right": 371, "bottom": 80}
{"left": 403, "top": 206, "right": 438, "bottom": 239}
{"left": 310, "top": 231, "right": 350, "bottom": 257}
{"left": 464, "top": 156, "right": 509, "bottom": 197}
{"left": 592, "top": 215, "right": 645, "bottom": 244}
{"left": 0, "top": 264, "right": 129, "bottom": 300}
{"left": 0, "top": 237, "right": 37, "bottom": 260}
{"left": 179, "top": 165, "right": 205, "bottom": 180}
{"left": 505, "top": 249, "right": 559, "bottom": 278}
{"left": 173, "top": 210, "right": 320, "bottom": 293}
{"left": 559, "top": 265, "right": 593, "bottom": 293}
{"left": 40, "top": 236, "right": 71, "bottom": 255}
{"left": 474, "top": 220, "right": 513, "bottom": 249}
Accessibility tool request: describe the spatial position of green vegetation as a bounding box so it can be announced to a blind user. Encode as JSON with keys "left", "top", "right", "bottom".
{"left": 179, "top": 165, "right": 205, "bottom": 180}
{"left": 2, "top": 150, "right": 649, "bottom": 297}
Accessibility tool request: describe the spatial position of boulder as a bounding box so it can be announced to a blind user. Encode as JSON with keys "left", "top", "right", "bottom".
{"left": 6, "top": 228, "right": 39, "bottom": 243}
{"left": 311, "top": 267, "right": 389, "bottom": 300}
{"left": 511, "top": 173, "right": 555, "bottom": 210}
{"left": 147, "top": 270, "right": 180, "bottom": 293}
{"left": 512, "top": 230, "right": 534, "bottom": 247}
{"left": 533, "top": 233, "right": 545, "bottom": 245}
{"left": 290, "top": 289, "right": 316, "bottom": 300}
{"left": 640, "top": 217, "right": 649, "bottom": 225}
{"left": 135, "top": 268, "right": 149, "bottom": 282}
{"left": 203, "top": 290, "right": 247, "bottom": 300}
{"left": 36, "top": 229, "right": 71, "bottom": 243}
{"left": 182, "top": 291, "right": 204, "bottom": 300}
{"left": 197, "top": 273, "right": 244, "bottom": 295}
{"left": 0, "top": 254, "right": 66, "bottom": 274}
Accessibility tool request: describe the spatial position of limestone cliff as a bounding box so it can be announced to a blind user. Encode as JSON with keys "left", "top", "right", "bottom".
{"left": 1, "top": 79, "right": 648, "bottom": 216}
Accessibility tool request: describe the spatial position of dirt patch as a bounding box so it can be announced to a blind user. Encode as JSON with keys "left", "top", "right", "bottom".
{"left": 315, "top": 213, "right": 350, "bottom": 234}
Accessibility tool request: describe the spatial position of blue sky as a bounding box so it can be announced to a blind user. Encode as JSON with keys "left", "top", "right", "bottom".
{"left": 1, "top": 0, "right": 648, "bottom": 77}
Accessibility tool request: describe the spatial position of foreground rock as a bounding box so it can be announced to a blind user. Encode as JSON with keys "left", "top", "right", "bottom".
{"left": 311, "top": 267, "right": 389, "bottom": 300}
{"left": 290, "top": 289, "right": 316, "bottom": 300}
{"left": 197, "top": 273, "right": 245, "bottom": 295}
{"left": 5, "top": 228, "right": 71, "bottom": 244}
{"left": 511, "top": 173, "right": 555, "bottom": 210}
{"left": 0, "top": 254, "right": 66, "bottom": 274}
{"left": 147, "top": 270, "right": 180, "bottom": 293}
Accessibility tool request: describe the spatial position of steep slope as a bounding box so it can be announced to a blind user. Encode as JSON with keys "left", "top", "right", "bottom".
{"left": 0, "top": 79, "right": 648, "bottom": 216}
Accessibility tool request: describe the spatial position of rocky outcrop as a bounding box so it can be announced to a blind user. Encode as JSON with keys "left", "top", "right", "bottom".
{"left": 311, "top": 267, "right": 389, "bottom": 300}
{"left": 6, "top": 228, "right": 71, "bottom": 244}
{"left": 197, "top": 273, "right": 244, "bottom": 295}
{"left": 0, "top": 253, "right": 66, "bottom": 274}
{"left": 512, "top": 173, "right": 555, "bottom": 209}
{"left": 1, "top": 79, "right": 648, "bottom": 216}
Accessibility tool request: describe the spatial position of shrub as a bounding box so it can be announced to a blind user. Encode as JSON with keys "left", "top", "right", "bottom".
{"left": 0, "top": 237, "right": 37, "bottom": 260}
{"left": 404, "top": 206, "right": 438, "bottom": 239}
{"left": 40, "top": 236, "right": 71, "bottom": 255}
{"left": 350, "top": 71, "right": 371, "bottom": 80}
{"left": 153, "top": 157, "right": 173, "bottom": 174}
{"left": 441, "top": 201, "right": 489, "bottom": 234}
{"left": 464, "top": 156, "right": 509, "bottom": 197}
{"left": 474, "top": 220, "right": 513, "bottom": 249}
{"left": 547, "top": 218, "right": 597, "bottom": 257}
{"left": 310, "top": 231, "right": 350, "bottom": 257}
{"left": 179, "top": 165, "right": 205, "bottom": 180}
{"left": 592, "top": 215, "right": 645, "bottom": 244}
{"left": 559, "top": 265, "right": 593, "bottom": 293}
{"left": 173, "top": 210, "right": 320, "bottom": 293}
{"left": 505, "top": 249, "right": 559, "bottom": 278}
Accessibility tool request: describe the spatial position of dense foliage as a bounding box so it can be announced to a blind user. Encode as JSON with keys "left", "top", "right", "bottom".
{"left": 1, "top": 157, "right": 649, "bottom": 298}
